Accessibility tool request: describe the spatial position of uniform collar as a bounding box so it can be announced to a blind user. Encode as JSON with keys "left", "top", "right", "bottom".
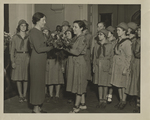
{"left": 16, "top": 32, "right": 28, "bottom": 40}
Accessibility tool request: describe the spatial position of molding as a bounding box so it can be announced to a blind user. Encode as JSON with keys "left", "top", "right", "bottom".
{"left": 50, "top": 4, "right": 64, "bottom": 13}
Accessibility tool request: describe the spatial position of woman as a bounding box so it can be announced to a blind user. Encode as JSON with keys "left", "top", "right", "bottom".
{"left": 106, "top": 26, "right": 116, "bottom": 104}
{"left": 10, "top": 19, "right": 29, "bottom": 103}
{"left": 65, "top": 20, "right": 87, "bottom": 113}
{"left": 110, "top": 22, "right": 132, "bottom": 110}
{"left": 93, "top": 29, "right": 114, "bottom": 108}
{"left": 29, "top": 12, "right": 53, "bottom": 113}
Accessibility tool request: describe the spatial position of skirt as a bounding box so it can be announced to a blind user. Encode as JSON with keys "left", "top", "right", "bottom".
{"left": 126, "top": 59, "right": 140, "bottom": 96}
{"left": 11, "top": 53, "right": 29, "bottom": 81}
{"left": 66, "top": 56, "right": 88, "bottom": 94}
{"left": 45, "top": 59, "right": 64, "bottom": 85}
{"left": 93, "top": 59, "right": 110, "bottom": 86}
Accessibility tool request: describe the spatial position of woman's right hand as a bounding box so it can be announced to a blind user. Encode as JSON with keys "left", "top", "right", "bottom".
{"left": 12, "top": 63, "right": 16, "bottom": 69}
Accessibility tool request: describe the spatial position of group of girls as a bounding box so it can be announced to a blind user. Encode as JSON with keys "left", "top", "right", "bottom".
{"left": 9, "top": 12, "right": 140, "bottom": 113}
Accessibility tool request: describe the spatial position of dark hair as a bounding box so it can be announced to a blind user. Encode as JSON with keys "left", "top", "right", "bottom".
{"left": 56, "top": 25, "right": 62, "bottom": 32}
{"left": 73, "top": 20, "right": 86, "bottom": 31}
{"left": 16, "top": 23, "right": 29, "bottom": 33}
{"left": 97, "top": 22, "right": 106, "bottom": 28}
{"left": 32, "top": 12, "right": 45, "bottom": 25}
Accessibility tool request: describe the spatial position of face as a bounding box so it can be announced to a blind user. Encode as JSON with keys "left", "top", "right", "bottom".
{"left": 127, "top": 28, "right": 132, "bottom": 35}
{"left": 98, "top": 32, "right": 105, "bottom": 41}
{"left": 117, "top": 27, "right": 125, "bottom": 37}
{"left": 56, "top": 26, "right": 61, "bottom": 32}
{"left": 65, "top": 31, "right": 72, "bottom": 39}
{"left": 20, "top": 24, "right": 27, "bottom": 32}
{"left": 43, "top": 29, "right": 49, "bottom": 36}
{"left": 62, "top": 26, "right": 69, "bottom": 32}
{"left": 137, "top": 28, "right": 141, "bottom": 37}
{"left": 73, "top": 23, "right": 83, "bottom": 35}
{"left": 37, "top": 16, "right": 46, "bottom": 28}
{"left": 107, "top": 31, "right": 112, "bottom": 38}
{"left": 97, "top": 23, "right": 105, "bottom": 32}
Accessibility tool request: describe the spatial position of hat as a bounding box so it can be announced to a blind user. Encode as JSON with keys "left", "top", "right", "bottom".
{"left": 117, "top": 22, "right": 128, "bottom": 31}
{"left": 99, "top": 29, "right": 108, "bottom": 37}
{"left": 62, "top": 21, "right": 69, "bottom": 26}
{"left": 18, "top": 19, "right": 28, "bottom": 26}
{"left": 127, "top": 22, "right": 138, "bottom": 30}
{"left": 106, "top": 26, "right": 115, "bottom": 34}
{"left": 82, "top": 20, "right": 89, "bottom": 28}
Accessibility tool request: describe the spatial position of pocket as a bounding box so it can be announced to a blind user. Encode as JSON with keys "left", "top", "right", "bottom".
{"left": 102, "top": 60, "right": 110, "bottom": 72}
{"left": 15, "top": 57, "right": 21, "bottom": 65}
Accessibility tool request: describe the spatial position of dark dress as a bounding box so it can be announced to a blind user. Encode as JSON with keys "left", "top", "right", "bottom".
{"left": 29, "top": 28, "right": 53, "bottom": 105}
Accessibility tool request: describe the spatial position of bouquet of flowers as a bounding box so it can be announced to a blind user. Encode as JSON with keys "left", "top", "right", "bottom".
{"left": 47, "top": 32, "right": 73, "bottom": 50}
{"left": 4, "top": 32, "right": 11, "bottom": 51}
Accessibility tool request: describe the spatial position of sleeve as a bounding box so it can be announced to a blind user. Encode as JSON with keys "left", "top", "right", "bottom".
{"left": 68, "top": 36, "right": 86, "bottom": 56}
{"left": 91, "top": 36, "right": 96, "bottom": 55}
{"left": 30, "top": 30, "right": 53, "bottom": 54}
{"left": 134, "top": 41, "right": 140, "bottom": 58}
{"left": 10, "top": 36, "right": 16, "bottom": 63}
{"left": 124, "top": 40, "right": 132, "bottom": 69}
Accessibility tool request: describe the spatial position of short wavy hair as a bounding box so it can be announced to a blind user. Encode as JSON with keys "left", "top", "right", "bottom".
{"left": 32, "top": 12, "right": 46, "bottom": 25}
{"left": 73, "top": 20, "right": 86, "bottom": 31}
{"left": 16, "top": 23, "right": 29, "bottom": 33}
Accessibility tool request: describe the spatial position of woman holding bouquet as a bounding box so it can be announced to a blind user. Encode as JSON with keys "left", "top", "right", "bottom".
{"left": 65, "top": 20, "right": 87, "bottom": 113}
{"left": 29, "top": 12, "right": 53, "bottom": 113}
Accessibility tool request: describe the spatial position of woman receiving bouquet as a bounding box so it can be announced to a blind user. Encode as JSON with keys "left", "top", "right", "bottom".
{"left": 64, "top": 20, "right": 88, "bottom": 113}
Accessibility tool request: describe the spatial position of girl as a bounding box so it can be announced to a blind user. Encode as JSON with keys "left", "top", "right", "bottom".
{"left": 10, "top": 19, "right": 29, "bottom": 103}
{"left": 106, "top": 26, "right": 116, "bottom": 104}
{"left": 133, "top": 26, "right": 141, "bottom": 113}
{"left": 64, "top": 20, "right": 87, "bottom": 113}
{"left": 110, "top": 22, "right": 132, "bottom": 110}
{"left": 45, "top": 29, "right": 64, "bottom": 103}
{"left": 125, "top": 23, "right": 140, "bottom": 113}
{"left": 93, "top": 29, "right": 114, "bottom": 108}
{"left": 64, "top": 28, "right": 76, "bottom": 104}
{"left": 29, "top": 12, "right": 53, "bottom": 113}
{"left": 91, "top": 22, "right": 106, "bottom": 56}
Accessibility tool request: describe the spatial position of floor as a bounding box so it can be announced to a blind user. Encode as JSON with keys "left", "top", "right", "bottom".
{"left": 4, "top": 81, "right": 139, "bottom": 113}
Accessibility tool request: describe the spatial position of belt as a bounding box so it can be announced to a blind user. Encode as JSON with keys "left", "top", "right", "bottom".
{"left": 16, "top": 51, "right": 29, "bottom": 53}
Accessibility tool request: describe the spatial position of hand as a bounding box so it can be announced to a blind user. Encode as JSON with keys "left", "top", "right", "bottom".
{"left": 12, "top": 63, "right": 16, "bottom": 69}
{"left": 93, "top": 67, "right": 95, "bottom": 73}
{"left": 122, "top": 68, "right": 127, "bottom": 76}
